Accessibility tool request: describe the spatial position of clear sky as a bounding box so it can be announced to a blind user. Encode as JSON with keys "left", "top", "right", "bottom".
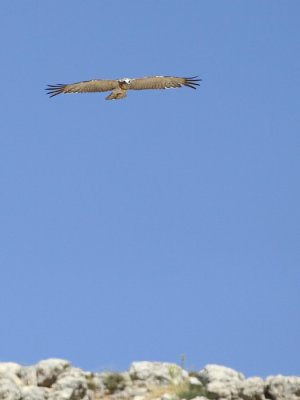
{"left": 0, "top": 1, "right": 299, "bottom": 378}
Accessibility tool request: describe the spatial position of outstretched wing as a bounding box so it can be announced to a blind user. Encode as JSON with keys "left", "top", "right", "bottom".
{"left": 129, "top": 76, "right": 201, "bottom": 91}
{"left": 46, "top": 79, "right": 119, "bottom": 97}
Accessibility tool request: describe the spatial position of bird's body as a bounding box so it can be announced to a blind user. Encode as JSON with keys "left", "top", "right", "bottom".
{"left": 46, "top": 75, "right": 201, "bottom": 101}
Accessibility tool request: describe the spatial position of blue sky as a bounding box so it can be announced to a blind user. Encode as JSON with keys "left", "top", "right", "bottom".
{"left": 0, "top": 1, "right": 299, "bottom": 378}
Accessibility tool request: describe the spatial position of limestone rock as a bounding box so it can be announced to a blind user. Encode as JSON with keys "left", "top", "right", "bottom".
{"left": 21, "top": 386, "right": 49, "bottom": 400}
{"left": 18, "top": 366, "right": 38, "bottom": 386}
{"left": 198, "top": 364, "right": 245, "bottom": 384}
{"left": 0, "top": 377, "right": 21, "bottom": 400}
{"left": 188, "top": 376, "right": 202, "bottom": 386}
{"left": 265, "top": 375, "right": 300, "bottom": 400}
{"left": 127, "top": 387, "right": 148, "bottom": 397}
{"left": 198, "top": 364, "right": 244, "bottom": 400}
{"left": 36, "top": 359, "right": 70, "bottom": 388}
{"left": 51, "top": 367, "right": 89, "bottom": 400}
{"left": 129, "top": 362, "right": 188, "bottom": 385}
{"left": 0, "top": 364, "right": 23, "bottom": 388}
{"left": 189, "top": 398, "right": 209, "bottom": 400}
{"left": 0, "top": 364, "right": 22, "bottom": 379}
{"left": 240, "top": 377, "right": 266, "bottom": 400}
{"left": 0, "top": 359, "right": 299, "bottom": 400}
{"left": 160, "top": 393, "right": 176, "bottom": 400}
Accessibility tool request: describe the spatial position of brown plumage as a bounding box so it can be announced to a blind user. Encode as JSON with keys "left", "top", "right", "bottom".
{"left": 45, "top": 76, "right": 201, "bottom": 101}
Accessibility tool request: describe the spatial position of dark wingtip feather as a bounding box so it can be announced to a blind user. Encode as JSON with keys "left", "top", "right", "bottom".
{"left": 45, "top": 84, "right": 66, "bottom": 98}
{"left": 184, "top": 76, "right": 202, "bottom": 89}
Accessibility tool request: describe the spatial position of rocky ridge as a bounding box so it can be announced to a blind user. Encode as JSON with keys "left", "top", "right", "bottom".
{"left": 0, "top": 359, "right": 299, "bottom": 400}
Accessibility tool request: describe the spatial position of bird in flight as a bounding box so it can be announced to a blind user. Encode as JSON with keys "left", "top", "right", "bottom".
{"left": 45, "top": 75, "right": 201, "bottom": 101}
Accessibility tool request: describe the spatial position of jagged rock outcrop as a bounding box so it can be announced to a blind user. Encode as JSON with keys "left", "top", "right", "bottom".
{"left": 264, "top": 375, "right": 300, "bottom": 400}
{"left": 240, "top": 377, "right": 265, "bottom": 400}
{"left": 0, "top": 377, "right": 22, "bottom": 400}
{"left": 0, "top": 359, "right": 299, "bottom": 400}
{"left": 21, "top": 387, "right": 48, "bottom": 400}
{"left": 198, "top": 364, "right": 245, "bottom": 399}
{"left": 129, "top": 362, "right": 188, "bottom": 385}
{"left": 36, "top": 359, "right": 70, "bottom": 388}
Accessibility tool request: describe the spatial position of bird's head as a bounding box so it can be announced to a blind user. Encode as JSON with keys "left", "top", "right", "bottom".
{"left": 118, "top": 78, "right": 131, "bottom": 88}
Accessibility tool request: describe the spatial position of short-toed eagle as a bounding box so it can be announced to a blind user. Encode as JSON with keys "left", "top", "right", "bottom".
{"left": 46, "top": 75, "right": 201, "bottom": 101}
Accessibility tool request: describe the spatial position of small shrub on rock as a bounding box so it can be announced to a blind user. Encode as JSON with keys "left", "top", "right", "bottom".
{"left": 103, "top": 373, "right": 125, "bottom": 393}
{"left": 85, "top": 374, "right": 98, "bottom": 391}
{"left": 176, "top": 382, "right": 212, "bottom": 400}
